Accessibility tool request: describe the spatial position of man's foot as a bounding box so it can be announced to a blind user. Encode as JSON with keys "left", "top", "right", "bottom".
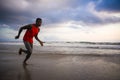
{"left": 19, "top": 48, "right": 22, "bottom": 55}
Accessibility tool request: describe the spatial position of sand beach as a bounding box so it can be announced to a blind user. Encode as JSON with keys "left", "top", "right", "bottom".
{"left": 0, "top": 43, "right": 120, "bottom": 80}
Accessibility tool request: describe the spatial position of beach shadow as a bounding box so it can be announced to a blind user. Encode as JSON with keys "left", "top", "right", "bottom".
{"left": 18, "top": 64, "right": 32, "bottom": 80}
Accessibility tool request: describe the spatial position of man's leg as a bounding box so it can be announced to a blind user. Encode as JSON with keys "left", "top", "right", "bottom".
{"left": 23, "top": 41, "right": 33, "bottom": 64}
{"left": 19, "top": 48, "right": 27, "bottom": 55}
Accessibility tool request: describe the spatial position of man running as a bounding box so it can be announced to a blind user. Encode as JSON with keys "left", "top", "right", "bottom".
{"left": 15, "top": 18, "right": 43, "bottom": 64}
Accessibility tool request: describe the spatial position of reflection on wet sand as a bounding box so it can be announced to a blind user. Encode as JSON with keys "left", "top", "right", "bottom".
{"left": 18, "top": 64, "right": 31, "bottom": 80}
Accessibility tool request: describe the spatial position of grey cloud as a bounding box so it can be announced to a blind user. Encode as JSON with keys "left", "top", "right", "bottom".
{"left": 0, "top": 0, "right": 72, "bottom": 25}
{"left": 0, "top": 0, "right": 120, "bottom": 27}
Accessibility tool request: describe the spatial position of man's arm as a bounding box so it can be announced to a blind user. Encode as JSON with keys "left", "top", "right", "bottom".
{"left": 35, "top": 35, "right": 43, "bottom": 46}
{"left": 15, "top": 24, "right": 32, "bottom": 39}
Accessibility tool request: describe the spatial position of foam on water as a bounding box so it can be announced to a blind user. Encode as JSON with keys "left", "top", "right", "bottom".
{"left": 0, "top": 41, "right": 120, "bottom": 55}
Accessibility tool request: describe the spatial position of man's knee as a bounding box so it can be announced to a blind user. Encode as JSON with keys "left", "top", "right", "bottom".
{"left": 28, "top": 51, "right": 32, "bottom": 55}
{"left": 26, "top": 52, "right": 31, "bottom": 58}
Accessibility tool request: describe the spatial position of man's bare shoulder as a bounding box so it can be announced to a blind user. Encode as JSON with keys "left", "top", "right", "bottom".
{"left": 22, "top": 24, "right": 32, "bottom": 29}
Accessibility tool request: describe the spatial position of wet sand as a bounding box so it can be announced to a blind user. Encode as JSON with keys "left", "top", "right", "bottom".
{"left": 0, "top": 52, "right": 120, "bottom": 80}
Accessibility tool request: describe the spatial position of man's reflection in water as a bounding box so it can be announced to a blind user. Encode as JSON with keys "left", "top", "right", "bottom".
{"left": 18, "top": 64, "right": 31, "bottom": 80}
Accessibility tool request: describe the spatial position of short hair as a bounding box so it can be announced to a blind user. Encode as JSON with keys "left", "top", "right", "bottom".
{"left": 36, "top": 18, "right": 42, "bottom": 22}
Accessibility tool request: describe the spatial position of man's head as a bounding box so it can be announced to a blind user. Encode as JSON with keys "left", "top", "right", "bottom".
{"left": 36, "top": 18, "right": 42, "bottom": 27}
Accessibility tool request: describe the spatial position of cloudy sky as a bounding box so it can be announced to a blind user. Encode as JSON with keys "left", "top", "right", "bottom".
{"left": 0, "top": 0, "right": 120, "bottom": 42}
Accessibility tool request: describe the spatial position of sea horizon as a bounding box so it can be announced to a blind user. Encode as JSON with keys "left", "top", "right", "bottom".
{"left": 0, "top": 40, "right": 120, "bottom": 44}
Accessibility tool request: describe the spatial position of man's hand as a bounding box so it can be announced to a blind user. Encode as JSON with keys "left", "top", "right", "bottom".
{"left": 39, "top": 41, "right": 43, "bottom": 46}
{"left": 15, "top": 35, "right": 19, "bottom": 39}
{"left": 35, "top": 35, "right": 44, "bottom": 46}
